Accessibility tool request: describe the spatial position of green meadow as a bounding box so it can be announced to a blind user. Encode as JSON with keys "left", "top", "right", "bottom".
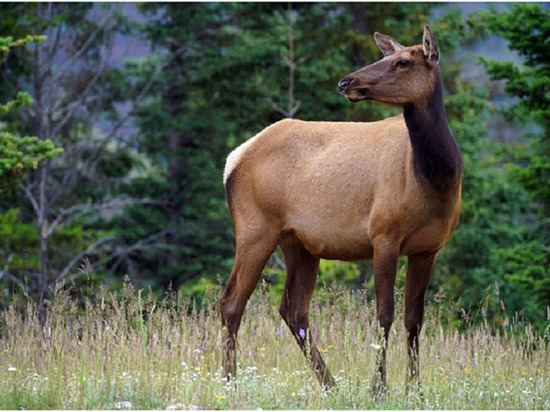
{"left": 1, "top": 281, "right": 548, "bottom": 410}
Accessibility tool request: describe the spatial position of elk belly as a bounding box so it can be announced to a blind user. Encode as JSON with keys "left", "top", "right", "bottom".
{"left": 287, "top": 221, "right": 375, "bottom": 260}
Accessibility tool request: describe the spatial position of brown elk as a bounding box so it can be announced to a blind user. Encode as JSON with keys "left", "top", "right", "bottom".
{"left": 219, "top": 25, "right": 463, "bottom": 392}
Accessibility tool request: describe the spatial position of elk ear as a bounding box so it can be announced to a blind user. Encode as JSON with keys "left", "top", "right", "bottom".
{"left": 374, "top": 32, "right": 405, "bottom": 56}
{"left": 422, "top": 25, "right": 440, "bottom": 66}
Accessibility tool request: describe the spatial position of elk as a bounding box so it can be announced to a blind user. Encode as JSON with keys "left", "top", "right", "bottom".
{"left": 219, "top": 26, "right": 463, "bottom": 392}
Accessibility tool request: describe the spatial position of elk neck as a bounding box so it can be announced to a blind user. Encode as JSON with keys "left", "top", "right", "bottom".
{"left": 403, "top": 69, "right": 463, "bottom": 192}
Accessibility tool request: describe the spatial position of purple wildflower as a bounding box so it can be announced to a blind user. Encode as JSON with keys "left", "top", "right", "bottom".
{"left": 298, "top": 328, "right": 306, "bottom": 340}
{"left": 434, "top": 355, "right": 439, "bottom": 361}
{"left": 277, "top": 330, "right": 283, "bottom": 337}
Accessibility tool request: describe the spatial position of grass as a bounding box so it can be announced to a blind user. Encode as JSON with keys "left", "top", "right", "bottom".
{"left": 1, "top": 280, "right": 549, "bottom": 410}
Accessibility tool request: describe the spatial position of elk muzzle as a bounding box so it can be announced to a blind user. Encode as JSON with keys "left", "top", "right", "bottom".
{"left": 338, "top": 75, "right": 371, "bottom": 102}
{"left": 337, "top": 76, "right": 352, "bottom": 94}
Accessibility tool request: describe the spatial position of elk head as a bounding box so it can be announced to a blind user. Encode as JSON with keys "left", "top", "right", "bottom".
{"left": 338, "top": 25, "right": 440, "bottom": 107}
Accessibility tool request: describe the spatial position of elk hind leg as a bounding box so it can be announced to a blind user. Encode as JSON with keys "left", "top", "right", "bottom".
{"left": 279, "top": 242, "right": 335, "bottom": 389}
{"left": 219, "top": 226, "right": 280, "bottom": 381}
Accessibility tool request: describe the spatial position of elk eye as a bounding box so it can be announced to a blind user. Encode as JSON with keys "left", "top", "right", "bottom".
{"left": 396, "top": 59, "right": 410, "bottom": 68}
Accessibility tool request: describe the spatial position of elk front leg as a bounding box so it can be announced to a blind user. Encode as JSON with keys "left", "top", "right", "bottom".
{"left": 371, "top": 242, "right": 398, "bottom": 396}
{"left": 404, "top": 251, "right": 436, "bottom": 391}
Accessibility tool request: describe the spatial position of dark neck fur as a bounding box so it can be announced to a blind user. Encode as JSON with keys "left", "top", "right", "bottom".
{"left": 403, "top": 69, "right": 463, "bottom": 192}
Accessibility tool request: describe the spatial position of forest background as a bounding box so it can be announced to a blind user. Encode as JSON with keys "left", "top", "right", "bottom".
{"left": 1, "top": 2, "right": 549, "bottom": 330}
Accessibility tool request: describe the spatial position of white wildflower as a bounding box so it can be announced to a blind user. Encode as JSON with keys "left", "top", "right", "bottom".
{"left": 370, "top": 343, "right": 382, "bottom": 351}
{"left": 8, "top": 366, "right": 17, "bottom": 372}
{"left": 166, "top": 403, "right": 184, "bottom": 410}
{"left": 115, "top": 401, "right": 134, "bottom": 409}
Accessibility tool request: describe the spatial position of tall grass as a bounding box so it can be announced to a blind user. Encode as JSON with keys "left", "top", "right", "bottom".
{"left": 1, "top": 279, "right": 549, "bottom": 409}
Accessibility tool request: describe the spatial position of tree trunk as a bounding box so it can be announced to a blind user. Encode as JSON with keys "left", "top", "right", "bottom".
{"left": 37, "top": 163, "right": 50, "bottom": 301}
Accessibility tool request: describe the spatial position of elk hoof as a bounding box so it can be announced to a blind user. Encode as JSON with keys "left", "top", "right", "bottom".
{"left": 371, "top": 373, "right": 387, "bottom": 400}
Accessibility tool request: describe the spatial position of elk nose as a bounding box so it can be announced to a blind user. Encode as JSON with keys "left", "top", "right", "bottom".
{"left": 338, "top": 76, "right": 352, "bottom": 94}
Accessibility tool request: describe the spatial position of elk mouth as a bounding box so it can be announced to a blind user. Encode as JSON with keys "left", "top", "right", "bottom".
{"left": 343, "top": 86, "right": 370, "bottom": 102}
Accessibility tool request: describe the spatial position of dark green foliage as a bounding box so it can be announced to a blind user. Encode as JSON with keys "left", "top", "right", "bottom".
{"left": 437, "top": 80, "right": 532, "bottom": 317}
{"left": 0, "top": 3, "right": 547, "bottom": 329}
{"left": 0, "top": 208, "right": 111, "bottom": 294}
{"left": 0, "top": 4, "right": 139, "bottom": 298}
{"left": 102, "top": 4, "right": 237, "bottom": 290}
{"left": 0, "top": 37, "right": 62, "bottom": 197}
{"left": 465, "top": 3, "right": 550, "bottom": 326}
{"left": 473, "top": 4, "right": 550, "bottom": 217}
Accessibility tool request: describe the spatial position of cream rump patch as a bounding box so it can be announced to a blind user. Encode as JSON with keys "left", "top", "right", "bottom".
{"left": 223, "top": 120, "right": 285, "bottom": 185}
